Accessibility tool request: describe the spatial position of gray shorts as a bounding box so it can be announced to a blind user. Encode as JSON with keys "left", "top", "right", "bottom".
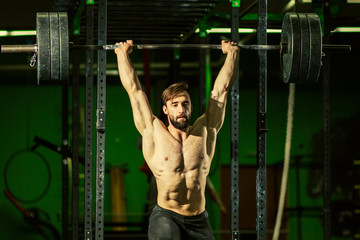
{"left": 148, "top": 204, "right": 215, "bottom": 240}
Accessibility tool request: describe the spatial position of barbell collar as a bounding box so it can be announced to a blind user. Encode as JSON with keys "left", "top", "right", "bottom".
{"left": 0, "top": 44, "right": 38, "bottom": 53}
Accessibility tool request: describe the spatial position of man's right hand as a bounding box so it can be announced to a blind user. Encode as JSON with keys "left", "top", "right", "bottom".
{"left": 114, "top": 40, "right": 133, "bottom": 55}
{"left": 221, "top": 40, "right": 239, "bottom": 55}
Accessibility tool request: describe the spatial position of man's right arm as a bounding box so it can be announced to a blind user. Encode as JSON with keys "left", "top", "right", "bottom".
{"left": 115, "top": 40, "right": 154, "bottom": 135}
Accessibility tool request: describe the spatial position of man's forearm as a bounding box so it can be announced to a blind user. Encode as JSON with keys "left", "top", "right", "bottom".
{"left": 213, "top": 49, "right": 239, "bottom": 95}
{"left": 116, "top": 52, "right": 142, "bottom": 93}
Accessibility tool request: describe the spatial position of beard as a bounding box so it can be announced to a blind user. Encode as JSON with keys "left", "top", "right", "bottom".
{"left": 169, "top": 114, "right": 190, "bottom": 130}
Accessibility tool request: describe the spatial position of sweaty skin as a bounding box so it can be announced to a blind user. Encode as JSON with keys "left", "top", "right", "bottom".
{"left": 115, "top": 40, "right": 239, "bottom": 216}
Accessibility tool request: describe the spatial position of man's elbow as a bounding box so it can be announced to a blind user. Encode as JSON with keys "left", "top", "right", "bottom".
{"left": 210, "top": 89, "right": 229, "bottom": 103}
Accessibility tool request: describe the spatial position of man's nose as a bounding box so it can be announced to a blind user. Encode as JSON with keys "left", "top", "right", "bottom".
{"left": 178, "top": 104, "right": 185, "bottom": 113}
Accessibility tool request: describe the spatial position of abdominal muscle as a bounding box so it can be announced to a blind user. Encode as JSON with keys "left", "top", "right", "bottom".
{"left": 155, "top": 167, "right": 207, "bottom": 216}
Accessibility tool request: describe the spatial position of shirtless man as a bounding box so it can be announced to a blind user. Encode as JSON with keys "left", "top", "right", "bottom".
{"left": 115, "top": 40, "right": 239, "bottom": 240}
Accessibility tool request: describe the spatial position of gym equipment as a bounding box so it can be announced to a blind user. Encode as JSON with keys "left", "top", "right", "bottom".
{"left": 0, "top": 12, "right": 351, "bottom": 85}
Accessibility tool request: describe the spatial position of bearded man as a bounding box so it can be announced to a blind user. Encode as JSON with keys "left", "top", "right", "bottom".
{"left": 115, "top": 40, "right": 239, "bottom": 240}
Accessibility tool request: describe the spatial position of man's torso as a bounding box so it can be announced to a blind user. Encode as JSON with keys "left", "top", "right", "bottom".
{"left": 142, "top": 116, "right": 217, "bottom": 215}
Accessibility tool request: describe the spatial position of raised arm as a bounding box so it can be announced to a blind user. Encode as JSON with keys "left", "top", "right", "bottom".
{"left": 115, "top": 40, "right": 154, "bottom": 135}
{"left": 206, "top": 40, "right": 239, "bottom": 132}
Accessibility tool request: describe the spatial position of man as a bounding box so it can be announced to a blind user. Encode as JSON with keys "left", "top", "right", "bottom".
{"left": 115, "top": 40, "right": 239, "bottom": 240}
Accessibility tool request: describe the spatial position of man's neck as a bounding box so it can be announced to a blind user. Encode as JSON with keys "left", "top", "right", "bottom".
{"left": 167, "top": 125, "right": 190, "bottom": 143}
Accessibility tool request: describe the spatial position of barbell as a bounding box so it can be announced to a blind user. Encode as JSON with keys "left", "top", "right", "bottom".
{"left": 0, "top": 12, "right": 351, "bottom": 85}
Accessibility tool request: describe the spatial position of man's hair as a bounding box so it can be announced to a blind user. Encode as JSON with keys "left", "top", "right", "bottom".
{"left": 161, "top": 82, "right": 190, "bottom": 105}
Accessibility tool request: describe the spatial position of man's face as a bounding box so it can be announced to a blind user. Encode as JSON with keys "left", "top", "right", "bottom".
{"left": 163, "top": 92, "right": 192, "bottom": 130}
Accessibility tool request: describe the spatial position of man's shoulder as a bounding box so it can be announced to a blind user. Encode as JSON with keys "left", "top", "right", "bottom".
{"left": 151, "top": 117, "right": 169, "bottom": 133}
{"left": 191, "top": 113, "right": 219, "bottom": 136}
{"left": 190, "top": 114, "right": 208, "bottom": 132}
{"left": 193, "top": 113, "right": 212, "bottom": 127}
{"left": 140, "top": 116, "right": 164, "bottom": 135}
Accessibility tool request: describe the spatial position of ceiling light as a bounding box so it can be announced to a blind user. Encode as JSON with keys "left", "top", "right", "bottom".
{"left": 332, "top": 27, "right": 360, "bottom": 33}
{"left": 0, "top": 30, "right": 36, "bottom": 37}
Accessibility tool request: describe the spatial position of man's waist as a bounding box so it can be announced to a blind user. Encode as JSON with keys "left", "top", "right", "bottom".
{"left": 154, "top": 203, "right": 206, "bottom": 218}
{"left": 157, "top": 197, "right": 205, "bottom": 215}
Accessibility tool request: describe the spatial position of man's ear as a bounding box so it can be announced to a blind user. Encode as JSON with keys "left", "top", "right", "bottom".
{"left": 162, "top": 105, "right": 168, "bottom": 115}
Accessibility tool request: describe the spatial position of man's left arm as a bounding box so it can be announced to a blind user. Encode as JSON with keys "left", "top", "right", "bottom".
{"left": 206, "top": 40, "right": 239, "bottom": 132}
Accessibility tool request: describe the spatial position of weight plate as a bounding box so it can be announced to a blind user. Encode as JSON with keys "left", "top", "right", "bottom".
{"left": 36, "top": 12, "right": 51, "bottom": 84}
{"left": 50, "top": 12, "right": 60, "bottom": 81}
{"left": 306, "top": 13, "right": 322, "bottom": 84}
{"left": 59, "top": 12, "right": 69, "bottom": 82}
{"left": 297, "top": 13, "right": 310, "bottom": 84}
{"left": 281, "top": 12, "right": 301, "bottom": 84}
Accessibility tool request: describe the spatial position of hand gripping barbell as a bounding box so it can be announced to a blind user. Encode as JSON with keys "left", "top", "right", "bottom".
{"left": 0, "top": 12, "right": 351, "bottom": 85}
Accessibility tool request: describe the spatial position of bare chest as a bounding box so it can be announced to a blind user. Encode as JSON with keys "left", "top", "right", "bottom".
{"left": 151, "top": 130, "right": 209, "bottom": 175}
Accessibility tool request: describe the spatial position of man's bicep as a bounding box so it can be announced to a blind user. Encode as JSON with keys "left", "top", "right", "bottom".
{"left": 129, "top": 90, "right": 154, "bottom": 134}
{"left": 206, "top": 96, "right": 227, "bottom": 132}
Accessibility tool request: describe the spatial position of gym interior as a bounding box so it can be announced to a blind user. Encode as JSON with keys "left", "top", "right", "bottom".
{"left": 0, "top": 0, "right": 359, "bottom": 240}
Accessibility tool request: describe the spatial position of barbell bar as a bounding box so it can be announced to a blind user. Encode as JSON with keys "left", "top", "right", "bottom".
{"left": 0, "top": 43, "right": 279, "bottom": 53}
{"left": 1, "top": 43, "right": 350, "bottom": 53}
{"left": 0, "top": 12, "right": 351, "bottom": 84}
{"left": 76, "top": 43, "right": 281, "bottom": 51}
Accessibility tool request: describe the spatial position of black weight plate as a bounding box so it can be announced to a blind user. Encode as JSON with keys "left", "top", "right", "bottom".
{"left": 50, "top": 12, "right": 60, "bottom": 80}
{"left": 306, "top": 13, "right": 322, "bottom": 84}
{"left": 36, "top": 12, "right": 51, "bottom": 84}
{"left": 281, "top": 12, "right": 301, "bottom": 84}
{"left": 58, "top": 12, "right": 69, "bottom": 82}
{"left": 297, "top": 13, "right": 310, "bottom": 84}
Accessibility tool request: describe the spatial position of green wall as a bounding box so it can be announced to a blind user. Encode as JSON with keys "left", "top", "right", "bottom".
{"left": 1, "top": 78, "right": 359, "bottom": 239}
{"left": 0, "top": 85, "right": 63, "bottom": 240}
